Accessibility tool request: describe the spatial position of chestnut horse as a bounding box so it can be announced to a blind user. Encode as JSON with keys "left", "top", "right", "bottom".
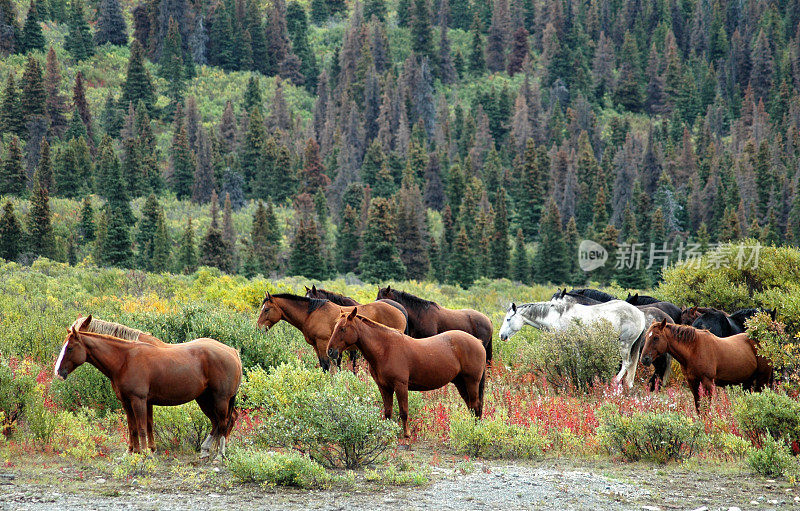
{"left": 641, "top": 319, "right": 773, "bottom": 412}
{"left": 327, "top": 309, "right": 486, "bottom": 439}
{"left": 375, "top": 286, "right": 493, "bottom": 364}
{"left": 55, "top": 317, "right": 242, "bottom": 458}
{"left": 304, "top": 285, "right": 409, "bottom": 333}
{"left": 256, "top": 292, "right": 408, "bottom": 371}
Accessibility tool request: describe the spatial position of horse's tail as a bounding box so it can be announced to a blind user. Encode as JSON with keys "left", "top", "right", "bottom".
{"left": 477, "top": 366, "right": 486, "bottom": 418}
{"left": 485, "top": 336, "right": 493, "bottom": 365}
{"left": 225, "top": 394, "right": 238, "bottom": 438}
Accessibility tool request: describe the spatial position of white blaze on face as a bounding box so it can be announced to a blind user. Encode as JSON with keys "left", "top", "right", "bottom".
{"left": 54, "top": 340, "right": 69, "bottom": 377}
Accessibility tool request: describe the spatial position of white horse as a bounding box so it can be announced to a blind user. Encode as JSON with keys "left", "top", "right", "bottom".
{"left": 498, "top": 300, "right": 647, "bottom": 387}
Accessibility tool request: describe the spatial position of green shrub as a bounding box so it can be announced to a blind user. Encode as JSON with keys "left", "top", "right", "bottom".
{"left": 747, "top": 434, "right": 798, "bottom": 478}
{"left": 364, "top": 463, "right": 430, "bottom": 486}
{"left": 226, "top": 449, "right": 329, "bottom": 488}
{"left": 50, "top": 365, "right": 121, "bottom": 415}
{"left": 0, "top": 356, "right": 38, "bottom": 435}
{"left": 153, "top": 402, "right": 210, "bottom": 453}
{"left": 251, "top": 364, "right": 399, "bottom": 469}
{"left": 705, "top": 431, "right": 751, "bottom": 461}
{"left": 731, "top": 388, "right": 800, "bottom": 447}
{"left": 598, "top": 404, "right": 704, "bottom": 463}
{"left": 448, "top": 410, "right": 546, "bottom": 459}
{"left": 23, "top": 385, "right": 57, "bottom": 450}
{"left": 535, "top": 320, "right": 622, "bottom": 391}
{"left": 52, "top": 408, "right": 114, "bottom": 460}
{"left": 112, "top": 453, "right": 158, "bottom": 481}
{"left": 746, "top": 313, "right": 800, "bottom": 391}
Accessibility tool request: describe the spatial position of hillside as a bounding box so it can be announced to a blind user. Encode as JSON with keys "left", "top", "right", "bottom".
{"left": 0, "top": 0, "right": 799, "bottom": 288}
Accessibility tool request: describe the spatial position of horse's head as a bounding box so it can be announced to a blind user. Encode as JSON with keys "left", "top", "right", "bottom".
{"left": 641, "top": 318, "right": 669, "bottom": 366}
{"left": 680, "top": 306, "right": 700, "bottom": 325}
{"left": 257, "top": 291, "right": 282, "bottom": 331}
{"left": 54, "top": 321, "right": 91, "bottom": 379}
{"left": 376, "top": 285, "right": 393, "bottom": 301}
{"left": 304, "top": 285, "right": 319, "bottom": 299}
{"left": 499, "top": 303, "right": 524, "bottom": 341}
{"left": 626, "top": 292, "right": 639, "bottom": 304}
{"left": 327, "top": 308, "right": 359, "bottom": 362}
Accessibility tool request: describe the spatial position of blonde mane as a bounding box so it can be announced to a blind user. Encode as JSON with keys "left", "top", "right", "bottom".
{"left": 342, "top": 313, "right": 403, "bottom": 333}
{"left": 70, "top": 317, "right": 145, "bottom": 342}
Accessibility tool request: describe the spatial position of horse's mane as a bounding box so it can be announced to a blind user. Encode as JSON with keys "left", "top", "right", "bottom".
{"left": 729, "top": 308, "right": 761, "bottom": 322}
{"left": 70, "top": 317, "right": 143, "bottom": 342}
{"left": 312, "top": 288, "right": 359, "bottom": 306}
{"left": 627, "top": 294, "right": 660, "bottom": 305}
{"left": 519, "top": 301, "right": 569, "bottom": 319}
{"left": 569, "top": 288, "right": 616, "bottom": 302}
{"left": 386, "top": 289, "right": 440, "bottom": 313}
{"left": 664, "top": 323, "right": 699, "bottom": 344}
{"left": 270, "top": 293, "right": 329, "bottom": 313}
{"left": 352, "top": 314, "right": 403, "bottom": 333}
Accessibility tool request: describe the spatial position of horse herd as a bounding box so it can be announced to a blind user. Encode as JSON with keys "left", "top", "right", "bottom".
{"left": 52, "top": 285, "right": 776, "bottom": 460}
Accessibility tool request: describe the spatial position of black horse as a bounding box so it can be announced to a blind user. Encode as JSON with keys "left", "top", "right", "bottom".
{"left": 693, "top": 307, "right": 777, "bottom": 336}
{"left": 626, "top": 292, "right": 660, "bottom": 305}
{"left": 553, "top": 288, "right": 618, "bottom": 303}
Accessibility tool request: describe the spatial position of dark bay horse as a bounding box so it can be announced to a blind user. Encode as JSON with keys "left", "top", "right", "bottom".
{"left": 257, "top": 292, "right": 408, "bottom": 371}
{"left": 55, "top": 317, "right": 242, "bottom": 458}
{"left": 641, "top": 320, "right": 773, "bottom": 412}
{"left": 327, "top": 309, "right": 486, "bottom": 439}
{"left": 680, "top": 307, "right": 774, "bottom": 337}
{"left": 375, "top": 286, "right": 493, "bottom": 363}
{"left": 625, "top": 293, "right": 660, "bottom": 305}
{"left": 304, "top": 285, "right": 409, "bottom": 333}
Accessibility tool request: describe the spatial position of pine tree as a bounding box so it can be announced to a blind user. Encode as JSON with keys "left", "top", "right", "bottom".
{"left": 0, "top": 201, "right": 22, "bottom": 261}
{"left": 289, "top": 216, "right": 327, "bottom": 279}
{"left": 121, "top": 40, "right": 156, "bottom": 114}
{"left": 335, "top": 203, "right": 361, "bottom": 274}
{"left": 44, "top": 48, "right": 68, "bottom": 137}
{"left": 160, "top": 17, "right": 185, "bottom": 115}
{"left": 300, "top": 138, "right": 329, "bottom": 195}
{"left": 222, "top": 192, "right": 238, "bottom": 271}
{"left": 490, "top": 188, "right": 510, "bottom": 278}
{"left": 511, "top": 228, "right": 528, "bottom": 282}
{"left": 96, "top": 135, "right": 133, "bottom": 224}
{"left": 449, "top": 226, "right": 475, "bottom": 288}
{"left": 71, "top": 72, "right": 94, "bottom": 145}
{"left": 21, "top": 0, "right": 45, "bottom": 53}
{"left": 394, "top": 169, "right": 429, "bottom": 280}
{"left": 177, "top": 216, "right": 198, "bottom": 273}
{"left": 151, "top": 209, "right": 171, "bottom": 271}
{"left": 357, "top": 197, "right": 405, "bottom": 282}
{"left": 410, "top": 0, "right": 435, "bottom": 63}
{"left": 134, "top": 193, "right": 160, "bottom": 270}
{"left": 532, "top": 200, "right": 567, "bottom": 284}
{"left": 0, "top": 0, "right": 20, "bottom": 56}
{"left": 169, "top": 112, "right": 195, "bottom": 199}
{"left": 0, "top": 73, "right": 24, "bottom": 136}
{"left": 94, "top": 0, "right": 128, "bottom": 46}
{"left": 250, "top": 200, "right": 280, "bottom": 275}
{"left": 78, "top": 195, "right": 94, "bottom": 241}
{"left": 515, "top": 141, "right": 548, "bottom": 240}
{"left": 36, "top": 137, "right": 53, "bottom": 192}
{"left": 468, "top": 16, "right": 485, "bottom": 75}
{"left": 65, "top": 0, "right": 93, "bottom": 60}
{"left": 0, "top": 137, "right": 26, "bottom": 195}
{"left": 507, "top": 27, "right": 528, "bottom": 76}
{"left": 101, "top": 203, "right": 132, "bottom": 267}
{"left": 26, "top": 167, "right": 54, "bottom": 258}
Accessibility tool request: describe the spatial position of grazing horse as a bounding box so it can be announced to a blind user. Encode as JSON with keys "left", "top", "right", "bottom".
{"left": 641, "top": 320, "right": 773, "bottom": 413}
{"left": 499, "top": 300, "right": 647, "bottom": 387}
{"left": 54, "top": 316, "right": 241, "bottom": 458}
{"left": 326, "top": 309, "right": 486, "bottom": 439}
{"left": 304, "top": 285, "right": 409, "bottom": 333}
{"left": 375, "top": 286, "right": 493, "bottom": 364}
{"left": 625, "top": 293, "right": 661, "bottom": 306}
{"left": 256, "top": 292, "right": 408, "bottom": 371}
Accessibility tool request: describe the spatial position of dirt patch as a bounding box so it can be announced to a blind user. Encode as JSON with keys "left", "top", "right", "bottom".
{"left": 0, "top": 454, "right": 797, "bottom": 510}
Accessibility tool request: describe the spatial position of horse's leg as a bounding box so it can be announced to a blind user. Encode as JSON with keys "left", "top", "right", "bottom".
{"left": 146, "top": 403, "right": 156, "bottom": 453}
{"left": 395, "top": 384, "right": 411, "bottom": 439}
{"left": 130, "top": 397, "right": 149, "bottom": 455}
{"left": 379, "top": 386, "right": 394, "bottom": 421}
{"left": 700, "top": 377, "right": 715, "bottom": 413}
{"left": 686, "top": 377, "right": 702, "bottom": 414}
{"left": 196, "top": 394, "right": 218, "bottom": 459}
{"left": 451, "top": 377, "right": 473, "bottom": 415}
{"left": 212, "top": 396, "right": 231, "bottom": 460}
{"left": 121, "top": 399, "right": 137, "bottom": 453}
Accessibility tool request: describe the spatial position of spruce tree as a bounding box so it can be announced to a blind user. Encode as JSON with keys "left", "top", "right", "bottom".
{"left": 468, "top": 16, "right": 485, "bottom": 75}
{"left": 44, "top": 48, "right": 68, "bottom": 137}
{"left": 94, "top": 0, "right": 128, "bottom": 46}
{"left": 0, "top": 0, "right": 20, "bottom": 56}
{"left": 357, "top": 197, "right": 405, "bottom": 283}
{"left": 26, "top": 167, "right": 54, "bottom": 258}
{"left": 394, "top": 170, "right": 429, "bottom": 280}
{"left": 532, "top": 200, "right": 567, "bottom": 284}
{"left": 0, "top": 137, "right": 26, "bottom": 195}
{"left": 36, "top": 137, "right": 53, "bottom": 192}
{"left": 199, "top": 191, "right": 231, "bottom": 272}
{"left": 101, "top": 203, "right": 132, "bottom": 267}
{"left": 515, "top": 141, "right": 548, "bottom": 240}
{"left": 289, "top": 218, "right": 327, "bottom": 279}
{"left": 511, "top": 228, "right": 528, "bottom": 282}
{"left": 96, "top": 135, "right": 133, "bottom": 224}
{"left": 300, "top": 138, "right": 329, "bottom": 195}
{"left": 160, "top": 17, "right": 186, "bottom": 115}
{"left": 222, "top": 192, "right": 238, "bottom": 271}
{"left": 20, "top": 55, "right": 46, "bottom": 122}
{"left": 0, "top": 201, "right": 22, "bottom": 261}
{"left": 65, "top": 0, "right": 93, "bottom": 60}
{"left": 0, "top": 73, "right": 24, "bottom": 136}
{"left": 56, "top": 135, "right": 92, "bottom": 197}
{"left": 490, "top": 188, "right": 510, "bottom": 278}
{"left": 410, "top": 0, "right": 435, "bottom": 63}
{"left": 134, "top": 193, "right": 160, "bottom": 270}
{"left": 121, "top": 40, "right": 156, "bottom": 114}
{"left": 78, "top": 195, "right": 94, "bottom": 241}
{"left": 335, "top": 203, "right": 361, "bottom": 274}
{"left": 151, "top": 208, "right": 171, "bottom": 272}
{"left": 71, "top": 72, "right": 94, "bottom": 144}
{"left": 169, "top": 112, "right": 195, "bottom": 199}
{"left": 449, "top": 226, "right": 475, "bottom": 288}
{"left": 21, "top": 0, "right": 45, "bottom": 53}
{"left": 177, "top": 217, "right": 198, "bottom": 273}
{"left": 250, "top": 200, "right": 280, "bottom": 275}
{"left": 507, "top": 27, "right": 528, "bottom": 76}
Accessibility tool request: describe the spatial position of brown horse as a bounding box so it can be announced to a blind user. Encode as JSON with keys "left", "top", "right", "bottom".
{"left": 375, "top": 286, "right": 493, "bottom": 363}
{"left": 256, "top": 292, "right": 408, "bottom": 371}
{"left": 641, "top": 319, "right": 773, "bottom": 412}
{"left": 327, "top": 309, "right": 486, "bottom": 439}
{"left": 304, "top": 285, "right": 409, "bottom": 333}
{"left": 55, "top": 316, "right": 242, "bottom": 458}
{"left": 679, "top": 306, "right": 722, "bottom": 325}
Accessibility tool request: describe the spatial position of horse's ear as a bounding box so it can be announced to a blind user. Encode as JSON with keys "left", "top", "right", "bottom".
{"left": 386, "top": 285, "right": 391, "bottom": 292}
{"left": 626, "top": 292, "right": 632, "bottom": 299}
{"left": 511, "top": 303, "right": 517, "bottom": 313}
{"left": 304, "top": 285, "right": 310, "bottom": 292}
{"left": 559, "top": 289, "right": 566, "bottom": 299}
{"left": 634, "top": 293, "right": 639, "bottom": 299}
{"left": 70, "top": 325, "right": 80, "bottom": 338}
{"left": 312, "top": 284, "right": 317, "bottom": 293}
{"left": 659, "top": 318, "right": 667, "bottom": 329}
{"left": 79, "top": 315, "right": 92, "bottom": 331}
{"left": 348, "top": 308, "right": 358, "bottom": 320}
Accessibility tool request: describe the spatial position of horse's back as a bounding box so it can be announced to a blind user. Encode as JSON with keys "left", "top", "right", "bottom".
{"left": 355, "top": 301, "right": 408, "bottom": 331}
{"left": 407, "top": 330, "right": 486, "bottom": 373}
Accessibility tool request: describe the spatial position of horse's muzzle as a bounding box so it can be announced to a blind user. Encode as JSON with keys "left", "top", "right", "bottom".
{"left": 641, "top": 355, "right": 652, "bottom": 367}
{"left": 327, "top": 348, "right": 339, "bottom": 360}
{"left": 499, "top": 333, "right": 508, "bottom": 341}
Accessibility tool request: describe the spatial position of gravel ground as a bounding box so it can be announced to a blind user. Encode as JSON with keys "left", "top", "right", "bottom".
{"left": 2, "top": 456, "right": 798, "bottom": 511}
